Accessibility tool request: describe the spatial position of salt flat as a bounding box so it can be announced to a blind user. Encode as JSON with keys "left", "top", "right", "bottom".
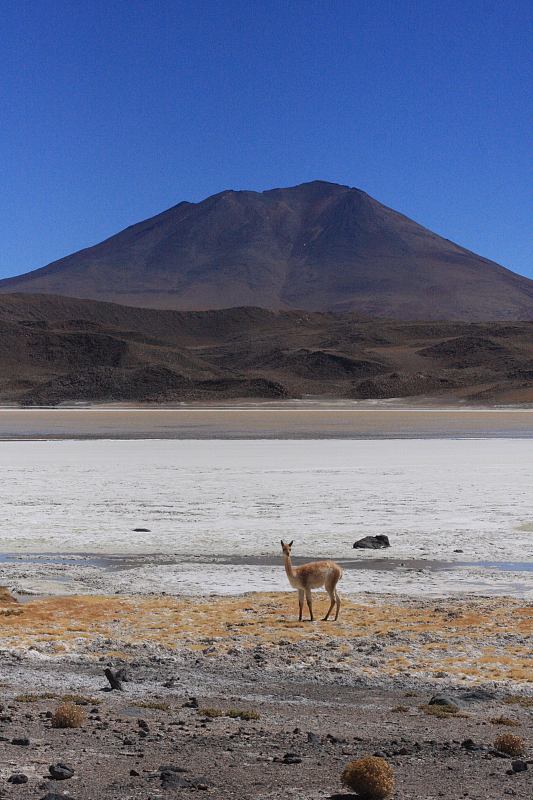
{"left": 0, "top": 439, "right": 531, "bottom": 597}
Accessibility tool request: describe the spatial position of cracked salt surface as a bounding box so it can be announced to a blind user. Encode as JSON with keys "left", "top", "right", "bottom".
{"left": 0, "top": 439, "right": 531, "bottom": 597}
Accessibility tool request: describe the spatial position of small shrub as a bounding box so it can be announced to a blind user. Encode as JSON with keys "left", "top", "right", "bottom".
{"left": 199, "top": 707, "right": 259, "bottom": 721}
{"left": 391, "top": 705, "right": 408, "bottom": 713}
{"left": 200, "top": 707, "right": 224, "bottom": 718}
{"left": 60, "top": 694, "right": 97, "bottom": 706}
{"left": 227, "top": 708, "right": 260, "bottom": 721}
{"left": 132, "top": 700, "right": 169, "bottom": 711}
{"left": 490, "top": 716, "right": 519, "bottom": 727}
{"left": 342, "top": 756, "right": 395, "bottom": 799}
{"left": 494, "top": 733, "right": 525, "bottom": 756}
{"left": 51, "top": 702, "right": 85, "bottom": 729}
{"left": 15, "top": 692, "right": 57, "bottom": 703}
{"left": 504, "top": 694, "right": 533, "bottom": 708}
{"left": 419, "top": 703, "right": 461, "bottom": 719}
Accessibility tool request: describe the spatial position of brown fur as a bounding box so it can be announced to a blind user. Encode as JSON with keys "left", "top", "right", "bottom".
{"left": 281, "top": 540, "right": 343, "bottom": 621}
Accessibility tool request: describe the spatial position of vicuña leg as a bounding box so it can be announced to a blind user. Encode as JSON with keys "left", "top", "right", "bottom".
{"left": 298, "top": 589, "right": 304, "bottom": 622}
{"left": 334, "top": 590, "right": 341, "bottom": 621}
{"left": 323, "top": 588, "right": 336, "bottom": 621}
{"left": 305, "top": 588, "right": 314, "bottom": 621}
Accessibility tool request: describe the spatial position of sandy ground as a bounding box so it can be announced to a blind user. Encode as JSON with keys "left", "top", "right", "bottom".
{"left": 1, "top": 404, "right": 533, "bottom": 439}
{"left": 0, "top": 590, "right": 531, "bottom": 799}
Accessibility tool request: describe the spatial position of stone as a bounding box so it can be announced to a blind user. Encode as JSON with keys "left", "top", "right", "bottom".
{"left": 461, "top": 739, "right": 481, "bottom": 751}
{"left": 281, "top": 753, "right": 302, "bottom": 764}
{"left": 511, "top": 760, "right": 527, "bottom": 773}
{"left": 353, "top": 534, "right": 390, "bottom": 549}
{"left": 11, "top": 736, "right": 30, "bottom": 746}
{"left": 49, "top": 763, "right": 74, "bottom": 780}
{"left": 8, "top": 774, "right": 28, "bottom": 784}
{"left": 160, "top": 771, "right": 191, "bottom": 788}
{"left": 429, "top": 695, "right": 460, "bottom": 710}
{"left": 40, "top": 795, "right": 77, "bottom": 800}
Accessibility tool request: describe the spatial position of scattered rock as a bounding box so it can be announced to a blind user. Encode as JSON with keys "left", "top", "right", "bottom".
{"left": 353, "top": 534, "right": 390, "bottom": 549}
{"left": 11, "top": 736, "right": 30, "bottom": 746}
{"left": 510, "top": 760, "right": 527, "bottom": 773}
{"left": 40, "top": 795, "right": 77, "bottom": 800}
{"left": 49, "top": 763, "right": 74, "bottom": 780}
{"left": 161, "top": 771, "right": 191, "bottom": 788}
{"left": 104, "top": 666, "right": 128, "bottom": 691}
{"left": 183, "top": 697, "right": 198, "bottom": 708}
{"left": 461, "top": 739, "right": 482, "bottom": 751}
{"left": 8, "top": 774, "right": 28, "bottom": 784}
{"left": 428, "top": 695, "right": 460, "bottom": 711}
{"left": 280, "top": 753, "right": 302, "bottom": 764}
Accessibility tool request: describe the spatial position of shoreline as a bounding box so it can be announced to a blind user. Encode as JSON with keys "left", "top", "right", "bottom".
{"left": 1, "top": 405, "right": 533, "bottom": 440}
{"left": 2, "top": 551, "right": 532, "bottom": 601}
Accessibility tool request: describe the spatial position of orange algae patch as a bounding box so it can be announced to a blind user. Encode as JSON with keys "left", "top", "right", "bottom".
{"left": 0, "top": 590, "right": 531, "bottom": 683}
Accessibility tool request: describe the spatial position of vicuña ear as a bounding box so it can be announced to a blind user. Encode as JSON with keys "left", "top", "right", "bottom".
{"left": 280, "top": 540, "right": 285, "bottom": 547}
{"left": 288, "top": 540, "right": 293, "bottom": 547}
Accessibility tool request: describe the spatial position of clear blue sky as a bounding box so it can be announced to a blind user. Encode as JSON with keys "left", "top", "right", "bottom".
{"left": 1, "top": 0, "right": 531, "bottom": 280}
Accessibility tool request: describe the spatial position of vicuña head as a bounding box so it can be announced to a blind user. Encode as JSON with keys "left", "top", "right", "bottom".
{"left": 280, "top": 539, "right": 343, "bottom": 622}
{"left": 281, "top": 539, "right": 293, "bottom": 556}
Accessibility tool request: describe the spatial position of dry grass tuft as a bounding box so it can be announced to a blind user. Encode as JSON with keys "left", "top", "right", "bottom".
{"left": 0, "top": 587, "right": 18, "bottom": 606}
{"left": 419, "top": 703, "right": 464, "bottom": 719}
{"left": 51, "top": 702, "right": 85, "bottom": 729}
{"left": 342, "top": 756, "right": 395, "bottom": 799}
{"left": 15, "top": 692, "right": 57, "bottom": 703}
{"left": 504, "top": 694, "right": 533, "bottom": 708}
{"left": 200, "top": 707, "right": 260, "bottom": 721}
{"left": 132, "top": 700, "right": 170, "bottom": 711}
{"left": 60, "top": 693, "right": 97, "bottom": 705}
{"left": 494, "top": 733, "right": 525, "bottom": 756}
{"left": 490, "top": 716, "right": 519, "bottom": 727}
{"left": 391, "top": 705, "right": 408, "bottom": 713}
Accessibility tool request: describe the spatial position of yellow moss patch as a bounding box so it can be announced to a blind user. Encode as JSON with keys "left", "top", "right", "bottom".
{"left": 0, "top": 592, "right": 531, "bottom": 684}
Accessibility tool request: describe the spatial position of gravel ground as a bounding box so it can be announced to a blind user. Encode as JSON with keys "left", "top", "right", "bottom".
{"left": 0, "top": 590, "right": 531, "bottom": 799}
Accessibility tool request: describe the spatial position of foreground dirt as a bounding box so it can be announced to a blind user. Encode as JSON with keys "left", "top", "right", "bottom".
{"left": 0, "top": 590, "right": 531, "bottom": 799}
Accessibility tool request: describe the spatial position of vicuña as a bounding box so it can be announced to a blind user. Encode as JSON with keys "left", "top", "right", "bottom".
{"left": 281, "top": 540, "right": 343, "bottom": 621}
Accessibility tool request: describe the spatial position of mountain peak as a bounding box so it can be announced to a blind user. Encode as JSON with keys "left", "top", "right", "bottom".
{"left": 0, "top": 182, "right": 531, "bottom": 321}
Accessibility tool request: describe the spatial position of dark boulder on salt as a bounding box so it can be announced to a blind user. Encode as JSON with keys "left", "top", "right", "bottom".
{"left": 353, "top": 534, "right": 390, "bottom": 549}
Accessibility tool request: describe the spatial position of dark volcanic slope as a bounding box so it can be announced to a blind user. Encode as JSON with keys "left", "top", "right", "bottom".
{"left": 1, "top": 181, "right": 532, "bottom": 320}
{"left": 1, "top": 293, "right": 532, "bottom": 404}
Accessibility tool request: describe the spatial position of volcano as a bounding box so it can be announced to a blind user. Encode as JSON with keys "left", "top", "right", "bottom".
{"left": 1, "top": 180, "right": 531, "bottom": 320}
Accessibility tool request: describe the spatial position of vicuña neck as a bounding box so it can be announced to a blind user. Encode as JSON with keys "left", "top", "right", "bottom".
{"left": 284, "top": 553, "right": 296, "bottom": 581}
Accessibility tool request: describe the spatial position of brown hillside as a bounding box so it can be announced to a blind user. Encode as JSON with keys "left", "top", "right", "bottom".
{"left": 0, "top": 293, "right": 532, "bottom": 404}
